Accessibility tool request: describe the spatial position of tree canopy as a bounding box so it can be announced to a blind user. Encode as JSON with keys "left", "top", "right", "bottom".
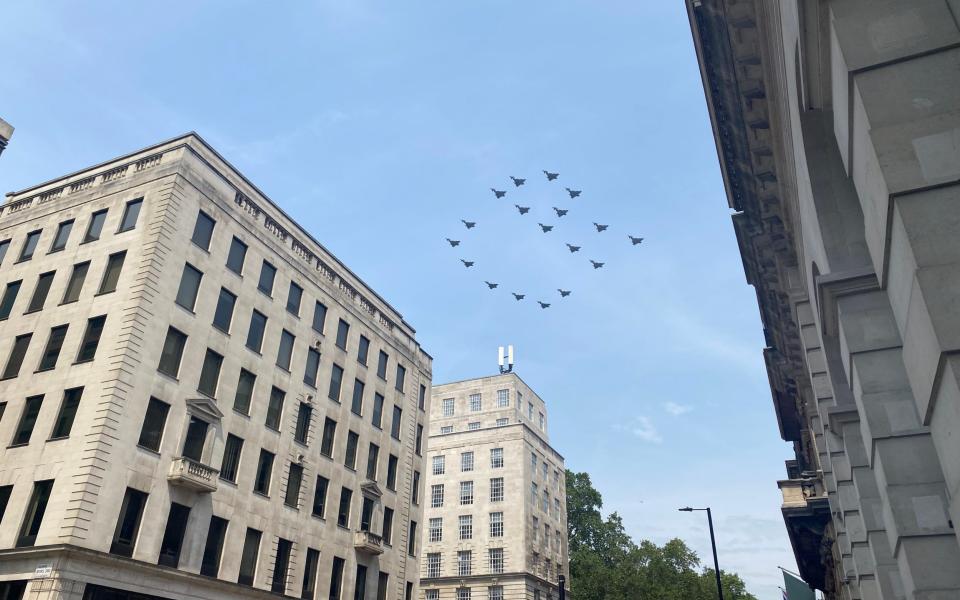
{"left": 565, "top": 470, "right": 758, "bottom": 600}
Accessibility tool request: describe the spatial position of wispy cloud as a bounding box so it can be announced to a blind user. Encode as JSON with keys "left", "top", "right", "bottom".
{"left": 663, "top": 401, "right": 693, "bottom": 416}
{"left": 617, "top": 416, "right": 662, "bottom": 443}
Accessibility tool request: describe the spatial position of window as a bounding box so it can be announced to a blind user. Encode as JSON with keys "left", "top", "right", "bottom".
{"left": 556, "top": 529, "right": 562, "bottom": 551}
{"left": 75, "top": 315, "right": 106, "bottom": 363}
{"left": 286, "top": 282, "right": 303, "bottom": 316}
{"left": 118, "top": 198, "right": 143, "bottom": 232}
{"left": 416, "top": 424, "right": 424, "bottom": 455}
{"left": 97, "top": 251, "right": 126, "bottom": 294}
{"left": 382, "top": 507, "right": 394, "bottom": 545}
{"left": 395, "top": 365, "right": 406, "bottom": 392}
{"left": 246, "top": 310, "right": 267, "bottom": 353}
{"left": 337, "top": 487, "right": 353, "bottom": 528}
{"left": 440, "top": 425, "right": 453, "bottom": 434}
{"left": 357, "top": 335, "right": 369, "bottom": 366}
{"left": 532, "top": 517, "right": 539, "bottom": 541}
{"left": 266, "top": 386, "right": 286, "bottom": 431}
{"left": 181, "top": 416, "right": 208, "bottom": 461}
{"left": 407, "top": 521, "right": 417, "bottom": 555}
{"left": 328, "top": 364, "right": 344, "bottom": 401}
{"left": 257, "top": 260, "right": 276, "bottom": 296}
{"left": 469, "top": 394, "right": 481, "bottom": 412}
{"left": 329, "top": 556, "right": 345, "bottom": 600}
{"left": 191, "top": 210, "right": 216, "bottom": 250}
{"left": 344, "top": 431, "right": 359, "bottom": 469}
{"left": 461, "top": 452, "right": 475, "bottom": 472}
{"left": 351, "top": 379, "right": 364, "bottom": 415}
{"left": 542, "top": 462, "right": 549, "bottom": 480}
{"left": 442, "top": 398, "right": 455, "bottom": 416}
{"left": 220, "top": 434, "right": 243, "bottom": 482}
{"left": 391, "top": 405, "right": 402, "bottom": 440}
{"left": 528, "top": 402, "right": 533, "bottom": 419}
{"left": 366, "top": 442, "right": 380, "bottom": 480}
{"left": 490, "top": 477, "right": 504, "bottom": 502}
{"left": 531, "top": 453, "right": 538, "bottom": 473}
{"left": 488, "top": 585, "right": 504, "bottom": 600}
{"left": 457, "top": 589, "right": 471, "bottom": 600}
{"left": 158, "top": 502, "right": 191, "bottom": 567}
{"left": 459, "top": 515, "right": 473, "bottom": 540}
{"left": 137, "top": 397, "right": 169, "bottom": 451}
{"left": 458, "top": 550, "right": 472, "bottom": 576}
{"left": 372, "top": 393, "right": 384, "bottom": 428}
{"left": 543, "top": 490, "right": 550, "bottom": 512}
{"left": 353, "top": 564, "right": 367, "bottom": 600}
{"left": 276, "top": 329, "right": 295, "bottom": 371}
{"left": 226, "top": 236, "right": 247, "bottom": 275}
{"left": 304, "top": 348, "right": 321, "bottom": 387}
{"left": 376, "top": 350, "right": 388, "bottom": 380}
{"left": 312, "top": 475, "right": 329, "bottom": 518}
{"left": 387, "top": 454, "right": 398, "bottom": 490}
{"left": 0, "top": 280, "right": 21, "bottom": 319}
{"left": 200, "top": 515, "right": 229, "bottom": 577}
{"left": 544, "top": 524, "right": 550, "bottom": 549}
{"left": 18, "top": 230, "right": 42, "bottom": 262}
{"left": 426, "top": 553, "right": 441, "bottom": 577}
{"left": 50, "top": 387, "right": 83, "bottom": 439}
{"left": 377, "top": 572, "right": 389, "bottom": 600}
{"left": 16, "top": 479, "right": 53, "bottom": 547}
{"left": 496, "top": 389, "right": 509, "bottom": 407}
{"left": 110, "top": 487, "right": 148, "bottom": 557}
{"left": 419, "top": 384, "right": 427, "bottom": 410}
{"left": 460, "top": 481, "right": 474, "bottom": 505}
{"left": 37, "top": 324, "right": 68, "bottom": 371}
{"left": 539, "top": 412, "right": 545, "bottom": 430}
{"left": 335, "top": 319, "right": 349, "bottom": 350}
{"left": 158, "top": 327, "right": 187, "bottom": 377}
{"left": 488, "top": 548, "right": 505, "bottom": 575}
{"left": 495, "top": 418, "right": 508, "bottom": 427}
{"left": 426, "top": 591, "right": 440, "bottom": 600}
{"left": 285, "top": 463, "right": 303, "bottom": 508}
{"left": 61, "top": 261, "right": 89, "bottom": 303}
{"left": 233, "top": 369, "right": 255, "bottom": 414}
{"left": 238, "top": 528, "right": 262, "bottom": 586}
{"left": 2, "top": 333, "right": 32, "bottom": 379}
{"left": 531, "top": 483, "right": 538, "bottom": 506}
{"left": 412, "top": 470, "right": 421, "bottom": 504}
{"left": 490, "top": 513, "right": 504, "bottom": 538}
{"left": 312, "top": 301, "right": 327, "bottom": 334}
{"left": 254, "top": 449, "right": 274, "bottom": 495}
{"left": 431, "top": 484, "right": 444, "bottom": 508}
{"left": 26, "top": 271, "right": 55, "bottom": 313}
{"left": 0, "top": 239, "right": 9, "bottom": 265}
{"left": 468, "top": 422, "right": 480, "bottom": 431}
{"left": 83, "top": 209, "right": 107, "bottom": 243}
{"left": 175, "top": 263, "right": 202, "bottom": 310}
{"left": 197, "top": 349, "right": 223, "bottom": 398}
{"left": 320, "top": 417, "right": 337, "bottom": 457}
{"left": 295, "top": 402, "right": 312, "bottom": 444}
{"left": 432, "top": 455, "right": 445, "bottom": 475}
{"left": 302, "top": 548, "right": 320, "bottom": 600}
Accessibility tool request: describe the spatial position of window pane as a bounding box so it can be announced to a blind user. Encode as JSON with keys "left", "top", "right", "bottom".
{"left": 157, "top": 502, "right": 191, "bottom": 567}
{"left": 3, "top": 333, "right": 32, "bottom": 379}
{"left": 329, "top": 556, "right": 345, "bottom": 600}
{"left": 62, "top": 261, "right": 90, "bottom": 303}
{"left": 246, "top": 310, "right": 267, "bottom": 353}
{"left": 197, "top": 349, "right": 223, "bottom": 398}
{"left": 312, "top": 301, "right": 327, "bottom": 333}
{"left": 16, "top": 479, "right": 53, "bottom": 547}
{"left": 0, "top": 239, "right": 9, "bottom": 265}
{"left": 337, "top": 487, "right": 352, "bottom": 528}
{"left": 0, "top": 280, "right": 22, "bottom": 319}
{"left": 286, "top": 282, "right": 302, "bottom": 315}
{"left": 258, "top": 261, "right": 276, "bottom": 295}
{"left": 26, "top": 271, "right": 55, "bottom": 313}
{"left": 302, "top": 548, "right": 320, "bottom": 599}
{"left": 391, "top": 406, "right": 402, "bottom": 440}
{"left": 366, "top": 443, "right": 379, "bottom": 480}
{"left": 285, "top": 464, "right": 303, "bottom": 508}
{"left": 118, "top": 198, "right": 143, "bottom": 232}
{"left": 219, "top": 434, "right": 243, "bottom": 482}
{"left": 200, "top": 515, "right": 229, "bottom": 577}
{"left": 191, "top": 210, "right": 216, "bottom": 250}
{"left": 344, "top": 431, "right": 359, "bottom": 469}
{"left": 181, "top": 416, "right": 208, "bottom": 462}
{"left": 351, "top": 379, "right": 364, "bottom": 416}
{"left": 212, "top": 287, "right": 236, "bottom": 332}
{"left": 266, "top": 386, "right": 285, "bottom": 430}
{"left": 387, "top": 455, "right": 398, "bottom": 490}
{"left": 377, "top": 351, "right": 388, "bottom": 379}
{"left": 37, "top": 324, "right": 68, "bottom": 371}
{"left": 328, "top": 363, "right": 344, "bottom": 402}
{"left": 395, "top": 365, "right": 406, "bottom": 392}
{"left": 382, "top": 508, "right": 394, "bottom": 545}
{"left": 234, "top": 369, "right": 255, "bottom": 414}
{"left": 304, "top": 348, "right": 321, "bottom": 387}
{"left": 358, "top": 335, "right": 369, "bottom": 365}
{"left": 50, "top": 387, "right": 83, "bottom": 439}
{"left": 238, "top": 528, "right": 262, "bottom": 585}
{"left": 336, "top": 319, "right": 349, "bottom": 350}
{"left": 50, "top": 220, "right": 73, "bottom": 252}
{"left": 320, "top": 418, "right": 337, "bottom": 457}
{"left": 312, "top": 475, "right": 329, "bottom": 518}
{"left": 276, "top": 329, "right": 295, "bottom": 371}
{"left": 76, "top": 315, "right": 106, "bottom": 363}
{"left": 158, "top": 327, "right": 187, "bottom": 377}
{"left": 110, "top": 487, "right": 148, "bottom": 557}
{"left": 226, "top": 236, "right": 247, "bottom": 274}
{"left": 295, "top": 402, "right": 312, "bottom": 444}
{"left": 98, "top": 251, "right": 126, "bottom": 294}
{"left": 272, "top": 538, "right": 293, "bottom": 593}
{"left": 18, "top": 230, "right": 41, "bottom": 261}
{"left": 137, "top": 397, "right": 170, "bottom": 451}
{"left": 84, "top": 209, "right": 107, "bottom": 242}
{"left": 11, "top": 395, "right": 43, "bottom": 446}
{"left": 175, "top": 263, "right": 203, "bottom": 311}
{"left": 372, "top": 394, "right": 384, "bottom": 428}
{"left": 254, "top": 450, "right": 275, "bottom": 495}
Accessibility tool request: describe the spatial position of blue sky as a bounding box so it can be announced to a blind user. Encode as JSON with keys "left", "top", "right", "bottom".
{"left": 0, "top": 1, "right": 797, "bottom": 596}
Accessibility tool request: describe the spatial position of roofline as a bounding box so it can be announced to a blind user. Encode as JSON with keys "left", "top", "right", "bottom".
{"left": 432, "top": 371, "right": 540, "bottom": 396}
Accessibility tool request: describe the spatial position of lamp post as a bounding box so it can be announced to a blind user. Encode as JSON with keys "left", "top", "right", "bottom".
{"left": 679, "top": 506, "right": 723, "bottom": 600}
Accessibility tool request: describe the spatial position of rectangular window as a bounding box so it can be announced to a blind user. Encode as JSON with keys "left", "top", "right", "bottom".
{"left": 416, "top": 424, "right": 423, "bottom": 455}
{"left": 226, "top": 236, "right": 247, "bottom": 275}
{"left": 254, "top": 449, "right": 275, "bottom": 495}
{"left": 49, "top": 219, "right": 72, "bottom": 255}
{"left": 372, "top": 393, "right": 384, "bottom": 428}
{"left": 18, "top": 230, "right": 41, "bottom": 262}
{"left": 206, "top": 288, "right": 233, "bottom": 332}
{"left": 270, "top": 538, "right": 293, "bottom": 595}
{"left": 2, "top": 333, "right": 32, "bottom": 379}
{"left": 295, "top": 402, "right": 312, "bottom": 444}
{"left": 61, "top": 261, "right": 89, "bottom": 303}
{"left": 412, "top": 470, "right": 421, "bottom": 505}
{"left": 468, "top": 422, "right": 480, "bottom": 431}
{"left": 395, "top": 365, "right": 406, "bottom": 392}
{"left": 257, "top": 260, "right": 276, "bottom": 296}
{"left": 26, "top": 271, "right": 55, "bottom": 313}
{"left": 458, "top": 550, "right": 472, "bottom": 576}
{"left": 390, "top": 405, "right": 402, "bottom": 440}
{"left": 432, "top": 455, "right": 445, "bottom": 475}
{"left": 219, "top": 434, "right": 243, "bottom": 482}
{"left": 302, "top": 548, "right": 321, "bottom": 600}
{"left": 276, "top": 329, "right": 295, "bottom": 371}
{"left": 197, "top": 349, "right": 223, "bottom": 398}
{"left": 97, "top": 251, "right": 126, "bottom": 294}
{"left": 459, "top": 515, "right": 473, "bottom": 540}
{"left": 118, "top": 198, "right": 143, "bottom": 232}
{"left": 440, "top": 425, "right": 453, "bottom": 434}
{"left": 246, "top": 310, "right": 267, "bottom": 353}
{"left": 50, "top": 387, "right": 83, "bottom": 439}
{"left": 357, "top": 335, "right": 369, "bottom": 366}
{"left": 137, "top": 397, "right": 169, "bottom": 451}
{"left": 461, "top": 452, "right": 475, "bottom": 472}
{"left": 16, "top": 479, "right": 53, "bottom": 547}
{"left": 304, "top": 348, "right": 321, "bottom": 387}
{"left": 426, "top": 553, "right": 441, "bottom": 577}
{"left": 0, "top": 280, "right": 21, "bottom": 319}
{"left": 366, "top": 442, "right": 380, "bottom": 480}
{"left": 382, "top": 507, "right": 394, "bottom": 545}
{"left": 495, "top": 418, "right": 508, "bottom": 427}
{"left": 490, "top": 512, "right": 504, "bottom": 537}
{"left": 286, "top": 282, "right": 303, "bottom": 316}
{"left": 320, "top": 417, "right": 337, "bottom": 457}
{"left": 181, "top": 416, "right": 208, "bottom": 461}
{"left": 351, "top": 379, "right": 364, "bottom": 416}
{"left": 488, "top": 585, "right": 504, "bottom": 600}
{"left": 0, "top": 239, "right": 9, "bottom": 265}
{"left": 200, "top": 515, "right": 229, "bottom": 577}
{"left": 158, "top": 327, "right": 187, "bottom": 377}
{"left": 431, "top": 484, "right": 445, "bottom": 509}
{"left": 285, "top": 463, "right": 303, "bottom": 508}
{"left": 540, "top": 412, "right": 545, "bottom": 430}
{"left": 312, "top": 301, "right": 327, "bottom": 334}
{"left": 175, "top": 263, "right": 203, "bottom": 311}
{"left": 157, "top": 502, "right": 191, "bottom": 567}
{"left": 353, "top": 564, "right": 367, "bottom": 600}
{"left": 265, "top": 386, "right": 286, "bottom": 431}
{"left": 407, "top": 521, "right": 417, "bottom": 555}
{"left": 191, "top": 210, "right": 216, "bottom": 250}
{"left": 110, "top": 487, "right": 148, "bottom": 557}
{"left": 531, "top": 482, "right": 538, "bottom": 506}
{"left": 442, "top": 398, "right": 454, "bottom": 416}
{"left": 377, "top": 572, "right": 389, "bottom": 600}
{"left": 419, "top": 384, "right": 427, "bottom": 410}
{"left": 460, "top": 481, "right": 474, "bottom": 505}
{"left": 469, "top": 393, "right": 481, "bottom": 412}
{"left": 238, "top": 528, "right": 262, "bottom": 586}
{"left": 328, "top": 363, "right": 344, "bottom": 402}
{"left": 426, "top": 591, "right": 439, "bottom": 600}
{"left": 75, "top": 315, "right": 106, "bottom": 363}
{"left": 496, "top": 389, "right": 509, "bottom": 407}
{"left": 490, "top": 477, "right": 504, "bottom": 502}
{"left": 457, "top": 589, "right": 470, "bottom": 600}
{"left": 377, "top": 350, "right": 388, "bottom": 380}
{"left": 312, "top": 475, "right": 329, "bottom": 518}
{"left": 344, "top": 430, "right": 359, "bottom": 470}
{"left": 335, "top": 319, "right": 349, "bottom": 350}
{"left": 83, "top": 209, "right": 107, "bottom": 243}
{"left": 361, "top": 495, "right": 375, "bottom": 531}
{"left": 329, "top": 556, "right": 345, "bottom": 600}
{"left": 37, "top": 324, "right": 68, "bottom": 371}
{"left": 387, "top": 454, "right": 398, "bottom": 491}
{"left": 233, "top": 369, "right": 255, "bottom": 415}
{"left": 337, "top": 487, "right": 353, "bottom": 528}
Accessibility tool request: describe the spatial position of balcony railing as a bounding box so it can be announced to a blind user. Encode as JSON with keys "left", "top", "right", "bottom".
{"left": 353, "top": 530, "right": 384, "bottom": 555}
{"left": 778, "top": 478, "right": 825, "bottom": 510}
{"left": 168, "top": 456, "right": 219, "bottom": 493}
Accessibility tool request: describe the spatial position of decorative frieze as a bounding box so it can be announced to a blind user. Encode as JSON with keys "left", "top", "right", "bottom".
{"left": 70, "top": 177, "right": 95, "bottom": 193}
{"left": 37, "top": 187, "right": 64, "bottom": 203}
{"left": 234, "top": 191, "right": 262, "bottom": 218}
{"left": 264, "top": 215, "right": 290, "bottom": 243}
{"left": 135, "top": 154, "right": 162, "bottom": 172}
{"left": 101, "top": 165, "right": 128, "bottom": 183}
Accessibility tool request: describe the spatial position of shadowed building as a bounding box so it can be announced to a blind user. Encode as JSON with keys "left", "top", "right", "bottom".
{"left": 0, "top": 134, "right": 431, "bottom": 600}
{"left": 687, "top": 0, "right": 960, "bottom": 598}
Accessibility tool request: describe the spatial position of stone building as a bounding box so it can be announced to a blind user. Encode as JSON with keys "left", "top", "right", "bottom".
{"left": 0, "top": 133, "right": 432, "bottom": 600}
{"left": 421, "top": 373, "right": 569, "bottom": 600}
{"left": 687, "top": 0, "right": 960, "bottom": 598}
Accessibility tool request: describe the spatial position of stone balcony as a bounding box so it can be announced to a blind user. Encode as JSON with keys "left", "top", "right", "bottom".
{"left": 778, "top": 478, "right": 830, "bottom": 590}
{"left": 353, "top": 530, "right": 384, "bottom": 555}
{"left": 167, "top": 457, "right": 219, "bottom": 493}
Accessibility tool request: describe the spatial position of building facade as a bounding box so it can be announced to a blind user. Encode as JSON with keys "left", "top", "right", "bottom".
{"left": 0, "top": 118, "right": 13, "bottom": 158}
{"left": 420, "top": 373, "right": 569, "bottom": 600}
{"left": 688, "top": 0, "right": 960, "bottom": 598}
{"left": 0, "top": 134, "right": 432, "bottom": 600}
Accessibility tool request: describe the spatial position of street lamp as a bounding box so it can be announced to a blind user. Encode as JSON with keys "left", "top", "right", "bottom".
{"left": 679, "top": 506, "right": 724, "bottom": 600}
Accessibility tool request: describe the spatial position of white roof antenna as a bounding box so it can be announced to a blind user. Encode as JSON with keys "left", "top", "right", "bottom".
{"left": 498, "top": 345, "right": 514, "bottom": 374}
